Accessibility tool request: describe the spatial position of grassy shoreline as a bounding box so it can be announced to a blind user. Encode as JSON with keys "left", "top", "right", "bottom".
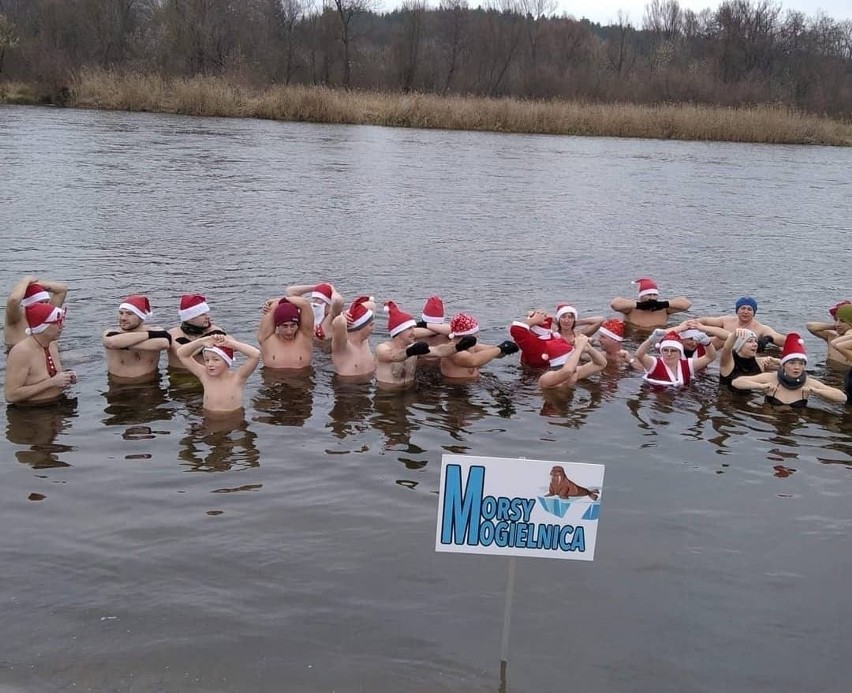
{"left": 2, "top": 70, "right": 851, "bottom": 146}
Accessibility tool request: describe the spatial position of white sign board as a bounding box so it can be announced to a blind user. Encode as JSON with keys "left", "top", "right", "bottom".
{"left": 435, "top": 455, "right": 604, "bottom": 561}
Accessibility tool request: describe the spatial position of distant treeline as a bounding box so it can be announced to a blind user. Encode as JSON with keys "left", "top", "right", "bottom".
{"left": 1, "top": 0, "right": 850, "bottom": 117}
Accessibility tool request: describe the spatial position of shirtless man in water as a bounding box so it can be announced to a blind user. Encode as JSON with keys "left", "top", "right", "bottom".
{"left": 375, "top": 301, "right": 474, "bottom": 389}
{"left": 806, "top": 300, "right": 852, "bottom": 366}
{"left": 257, "top": 295, "right": 314, "bottom": 369}
{"left": 102, "top": 295, "right": 172, "bottom": 382}
{"left": 331, "top": 295, "right": 377, "bottom": 378}
{"left": 698, "top": 296, "right": 784, "bottom": 351}
{"left": 5, "top": 275, "right": 68, "bottom": 348}
{"left": 439, "top": 313, "right": 518, "bottom": 381}
{"left": 167, "top": 294, "right": 226, "bottom": 369}
{"left": 610, "top": 277, "right": 691, "bottom": 328}
{"left": 5, "top": 304, "right": 76, "bottom": 405}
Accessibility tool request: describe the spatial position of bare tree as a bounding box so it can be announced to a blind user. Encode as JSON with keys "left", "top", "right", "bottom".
{"left": 0, "top": 12, "right": 19, "bottom": 75}
{"left": 329, "top": 0, "right": 375, "bottom": 88}
{"left": 607, "top": 10, "right": 636, "bottom": 77}
{"left": 398, "top": 0, "right": 426, "bottom": 92}
{"left": 437, "top": 0, "right": 468, "bottom": 93}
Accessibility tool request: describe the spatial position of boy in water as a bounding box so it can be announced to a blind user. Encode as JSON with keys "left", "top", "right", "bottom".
{"left": 176, "top": 334, "right": 260, "bottom": 414}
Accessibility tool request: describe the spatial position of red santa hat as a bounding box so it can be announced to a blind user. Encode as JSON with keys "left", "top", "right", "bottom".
{"left": 21, "top": 282, "right": 51, "bottom": 308}
{"left": 383, "top": 300, "right": 416, "bottom": 337}
{"left": 780, "top": 332, "right": 807, "bottom": 366}
{"left": 598, "top": 319, "right": 624, "bottom": 342}
{"left": 543, "top": 338, "right": 574, "bottom": 368}
{"left": 530, "top": 316, "right": 554, "bottom": 339}
{"left": 346, "top": 295, "right": 374, "bottom": 331}
{"left": 25, "top": 303, "right": 64, "bottom": 335}
{"left": 311, "top": 283, "right": 333, "bottom": 305}
{"left": 119, "top": 294, "right": 152, "bottom": 322}
{"left": 657, "top": 331, "right": 684, "bottom": 355}
{"left": 829, "top": 300, "right": 851, "bottom": 320}
{"left": 449, "top": 313, "right": 479, "bottom": 338}
{"left": 273, "top": 299, "right": 301, "bottom": 326}
{"left": 421, "top": 296, "right": 445, "bottom": 324}
{"left": 178, "top": 294, "right": 210, "bottom": 322}
{"left": 555, "top": 304, "right": 578, "bottom": 320}
{"left": 203, "top": 345, "right": 234, "bottom": 367}
{"left": 633, "top": 277, "right": 659, "bottom": 298}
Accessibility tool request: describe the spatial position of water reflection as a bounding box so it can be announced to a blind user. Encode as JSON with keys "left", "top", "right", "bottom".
{"left": 101, "top": 374, "right": 173, "bottom": 427}
{"left": 540, "top": 381, "right": 603, "bottom": 427}
{"left": 326, "top": 375, "right": 373, "bottom": 440}
{"left": 6, "top": 397, "right": 77, "bottom": 469}
{"left": 252, "top": 367, "right": 315, "bottom": 427}
{"left": 178, "top": 412, "right": 260, "bottom": 472}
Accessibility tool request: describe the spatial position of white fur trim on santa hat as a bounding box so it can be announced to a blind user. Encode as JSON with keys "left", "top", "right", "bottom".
{"left": 119, "top": 302, "right": 151, "bottom": 322}
{"left": 179, "top": 300, "right": 210, "bottom": 322}
{"left": 598, "top": 326, "right": 623, "bottom": 342}
{"left": 658, "top": 338, "right": 684, "bottom": 355}
{"left": 203, "top": 346, "right": 233, "bottom": 367}
{"left": 556, "top": 305, "right": 578, "bottom": 320}
{"left": 21, "top": 290, "right": 51, "bottom": 308}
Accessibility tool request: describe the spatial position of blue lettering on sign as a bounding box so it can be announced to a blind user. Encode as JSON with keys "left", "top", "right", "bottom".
{"left": 439, "top": 464, "right": 588, "bottom": 552}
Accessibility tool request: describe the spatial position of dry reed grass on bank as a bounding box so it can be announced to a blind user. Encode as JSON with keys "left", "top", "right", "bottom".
{"left": 5, "top": 69, "right": 851, "bottom": 146}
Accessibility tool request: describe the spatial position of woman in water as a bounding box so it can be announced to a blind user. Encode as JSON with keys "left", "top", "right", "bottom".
{"left": 719, "top": 328, "right": 779, "bottom": 388}
{"left": 732, "top": 333, "right": 847, "bottom": 407}
{"left": 552, "top": 303, "right": 604, "bottom": 346}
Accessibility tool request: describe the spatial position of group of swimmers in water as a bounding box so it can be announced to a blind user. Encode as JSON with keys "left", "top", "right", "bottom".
{"left": 4, "top": 275, "right": 851, "bottom": 416}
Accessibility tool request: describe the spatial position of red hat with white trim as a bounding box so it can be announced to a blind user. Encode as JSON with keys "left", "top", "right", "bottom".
{"left": 421, "top": 296, "right": 444, "bottom": 324}
{"left": 829, "top": 300, "right": 851, "bottom": 320}
{"left": 555, "top": 304, "right": 578, "bottom": 320}
{"left": 21, "top": 282, "right": 51, "bottom": 307}
{"left": 633, "top": 277, "right": 659, "bottom": 298}
{"left": 449, "top": 313, "right": 479, "bottom": 338}
{"left": 25, "top": 303, "right": 64, "bottom": 335}
{"left": 119, "top": 295, "right": 152, "bottom": 322}
{"left": 657, "top": 331, "right": 684, "bottom": 355}
{"left": 530, "top": 316, "right": 554, "bottom": 339}
{"left": 203, "top": 345, "right": 234, "bottom": 367}
{"left": 178, "top": 294, "right": 210, "bottom": 321}
{"left": 598, "top": 319, "right": 624, "bottom": 342}
{"left": 311, "top": 283, "right": 333, "bottom": 305}
{"left": 383, "top": 301, "right": 416, "bottom": 337}
{"left": 346, "top": 295, "right": 374, "bottom": 331}
{"left": 543, "top": 338, "right": 574, "bottom": 368}
{"left": 780, "top": 332, "right": 807, "bottom": 366}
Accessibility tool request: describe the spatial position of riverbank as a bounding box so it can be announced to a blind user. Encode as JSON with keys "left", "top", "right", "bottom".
{"left": 2, "top": 70, "right": 851, "bottom": 146}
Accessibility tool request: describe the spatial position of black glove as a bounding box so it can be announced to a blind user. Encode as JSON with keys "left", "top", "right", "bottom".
{"left": 415, "top": 320, "right": 428, "bottom": 329}
{"left": 636, "top": 299, "right": 669, "bottom": 311}
{"left": 148, "top": 330, "right": 173, "bottom": 344}
{"left": 497, "top": 340, "right": 519, "bottom": 356}
{"left": 406, "top": 341, "right": 430, "bottom": 357}
{"left": 756, "top": 335, "right": 774, "bottom": 353}
{"left": 455, "top": 335, "right": 477, "bottom": 352}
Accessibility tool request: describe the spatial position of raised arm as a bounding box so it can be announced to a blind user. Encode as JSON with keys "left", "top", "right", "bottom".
{"left": 224, "top": 336, "right": 261, "bottom": 381}
{"left": 666, "top": 297, "right": 692, "bottom": 314}
{"left": 284, "top": 284, "right": 314, "bottom": 297}
{"left": 634, "top": 329, "right": 667, "bottom": 370}
{"left": 575, "top": 342, "right": 608, "bottom": 379}
{"left": 610, "top": 297, "right": 636, "bottom": 314}
{"left": 696, "top": 315, "right": 725, "bottom": 328}
{"left": 719, "top": 329, "right": 738, "bottom": 376}
{"left": 286, "top": 295, "right": 315, "bottom": 339}
{"left": 575, "top": 316, "right": 605, "bottom": 337}
{"left": 40, "top": 279, "right": 69, "bottom": 308}
{"left": 692, "top": 342, "right": 717, "bottom": 371}
{"left": 176, "top": 335, "right": 214, "bottom": 378}
{"left": 330, "top": 313, "right": 349, "bottom": 354}
{"left": 806, "top": 321, "right": 837, "bottom": 343}
{"left": 829, "top": 333, "right": 852, "bottom": 362}
{"left": 445, "top": 343, "right": 501, "bottom": 368}
{"left": 257, "top": 298, "right": 280, "bottom": 344}
{"left": 5, "top": 275, "right": 37, "bottom": 324}
{"left": 539, "top": 336, "right": 587, "bottom": 388}
{"left": 807, "top": 378, "right": 848, "bottom": 404}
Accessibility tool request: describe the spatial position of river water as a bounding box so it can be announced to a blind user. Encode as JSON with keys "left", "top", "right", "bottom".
{"left": 1, "top": 105, "right": 851, "bottom": 692}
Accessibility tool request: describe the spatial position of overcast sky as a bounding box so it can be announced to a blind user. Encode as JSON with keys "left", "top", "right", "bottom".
{"left": 562, "top": 1, "right": 851, "bottom": 25}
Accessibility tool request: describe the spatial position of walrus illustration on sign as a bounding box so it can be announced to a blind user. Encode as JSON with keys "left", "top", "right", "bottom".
{"left": 546, "top": 465, "right": 599, "bottom": 500}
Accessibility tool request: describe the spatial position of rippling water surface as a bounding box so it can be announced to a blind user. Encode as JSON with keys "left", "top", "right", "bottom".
{"left": 1, "top": 105, "right": 851, "bottom": 692}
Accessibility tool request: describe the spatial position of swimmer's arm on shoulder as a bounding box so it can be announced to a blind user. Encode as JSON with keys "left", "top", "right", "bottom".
{"left": 666, "top": 297, "right": 691, "bottom": 313}
{"left": 576, "top": 316, "right": 604, "bottom": 335}
{"left": 829, "top": 334, "right": 852, "bottom": 361}
{"left": 809, "top": 378, "right": 847, "bottom": 403}
{"left": 102, "top": 329, "right": 151, "bottom": 350}
{"left": 609, "top": 296, "right": 636, "bottom": 314}
{"left": 806, "top": 322, "right": 836, "bottom": 342}
{"left": 449, "top": 344, "right": 501, "bottom": 368}
{"left": 731, "top": 373, "right": 771, "bottom": 391}
{"left": 697, "top": 316, "right": 725, "bottom": 327}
